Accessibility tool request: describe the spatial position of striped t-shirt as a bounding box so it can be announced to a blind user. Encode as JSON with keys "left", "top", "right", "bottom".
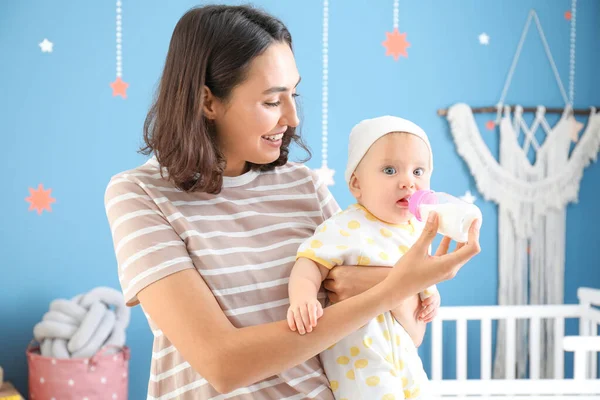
{"left": 104, "top": 157, "right": 340, "bottom": 399}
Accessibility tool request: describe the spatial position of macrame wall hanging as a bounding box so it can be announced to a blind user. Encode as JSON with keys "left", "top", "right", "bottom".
{"left": 438, "top": 2, "right": 600, "bottom": 379}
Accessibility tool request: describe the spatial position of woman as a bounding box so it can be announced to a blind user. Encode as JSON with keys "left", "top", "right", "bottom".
{"left": 104, "top": 5, "right": 480, "bottom": 399}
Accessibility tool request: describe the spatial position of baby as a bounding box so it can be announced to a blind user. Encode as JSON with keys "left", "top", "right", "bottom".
{"left": 287, "top": 116, "right": 439, "bottom": 399}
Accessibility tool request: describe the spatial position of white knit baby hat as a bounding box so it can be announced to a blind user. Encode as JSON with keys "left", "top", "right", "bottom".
{"left": 344, "top": 115, "right": 433, "bottom": 184}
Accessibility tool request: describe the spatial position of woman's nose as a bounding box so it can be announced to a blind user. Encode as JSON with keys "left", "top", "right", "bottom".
{"left": 281, "top": 99, "right": 300, "bottom": 127}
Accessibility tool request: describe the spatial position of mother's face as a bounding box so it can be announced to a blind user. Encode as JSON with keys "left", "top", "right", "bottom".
{"left": 207, "top": 42, "right": 301, "bottom": 175}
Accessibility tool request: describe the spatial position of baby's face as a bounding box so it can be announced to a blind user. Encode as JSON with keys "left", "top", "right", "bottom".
{"left": 350, "top": 132, "right": 432, "bottom": 224}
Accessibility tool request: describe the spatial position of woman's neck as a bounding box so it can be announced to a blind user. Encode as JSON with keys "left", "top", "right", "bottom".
{"left": 223, "top": 159, "right": 249, "bottom": 177}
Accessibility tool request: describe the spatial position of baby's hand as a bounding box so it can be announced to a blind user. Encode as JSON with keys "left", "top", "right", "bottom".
{"left": 419, "top": 291, "right": 441, "bottom": 323}
{"left": 287, "top": 298, "right": 324, "bottom": 335}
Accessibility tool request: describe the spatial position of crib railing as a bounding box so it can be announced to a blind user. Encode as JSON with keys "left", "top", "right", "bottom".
{"left": 429, "top": 287, "right": 600, "bottom": 396}
{"left": 578, "top": 287, "right": 600, "bottom": 379}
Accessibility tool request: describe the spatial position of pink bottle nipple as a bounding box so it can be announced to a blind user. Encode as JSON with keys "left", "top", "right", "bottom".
{"left": 408, "top": 189, "right": 436, "bottom": 221}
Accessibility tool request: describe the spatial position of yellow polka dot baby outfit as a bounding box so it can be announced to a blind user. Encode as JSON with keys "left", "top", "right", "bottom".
{"left": 296, "top": 204, "right": 436, "bottom": 399}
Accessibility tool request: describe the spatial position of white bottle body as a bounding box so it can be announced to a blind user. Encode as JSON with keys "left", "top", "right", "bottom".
{"left": 418, "top": 202, "right": 482, "bottom": 243}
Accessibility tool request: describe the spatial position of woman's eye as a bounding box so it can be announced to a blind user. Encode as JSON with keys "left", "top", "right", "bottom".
{"left": 383, "top": 167, "right": 396, "bottom": 175}
{"left": 414, "top": 168, "right": 424, "bottom": 177}
{"left": 265, "top": 93, "right": 299, "bottom": 108}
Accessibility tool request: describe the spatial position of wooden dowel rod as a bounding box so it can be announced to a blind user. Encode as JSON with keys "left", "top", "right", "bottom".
{"left": 437, "top": 106, "right": 598, "bottom": 117}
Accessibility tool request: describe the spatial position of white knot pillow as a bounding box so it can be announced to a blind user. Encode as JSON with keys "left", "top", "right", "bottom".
{"left": 33, "top": 287, "right": 130, "bottom": 359}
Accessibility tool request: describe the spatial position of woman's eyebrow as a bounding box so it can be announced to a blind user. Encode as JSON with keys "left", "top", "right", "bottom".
{"left": 262, "top": 76, "right": 302, "bottom": 94}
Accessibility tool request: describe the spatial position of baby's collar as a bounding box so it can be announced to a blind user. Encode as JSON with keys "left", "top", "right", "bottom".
{"left": 351, "top": 203, "right": 414, "bottom": 228}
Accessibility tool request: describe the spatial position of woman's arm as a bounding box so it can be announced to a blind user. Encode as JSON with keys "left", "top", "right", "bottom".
{"left": 139, "top": 213, "right": 480, "bottom": 394}
{"left": 390, "top": 296, "right": 426, "bottom": 347}
{"left": 324, "top": 237, "right": 455, "bottom": 311}
{"left": 324, "top": 266, "right": 428, "bottom": 345}
{"left": 138, "top": 267, "right": 392, "bottom": 394}
{"left": 325, "top": 267, "right": 428, "bottom": 345}
{"left": 324, "top": 266, "right": 389, "bottom": 303}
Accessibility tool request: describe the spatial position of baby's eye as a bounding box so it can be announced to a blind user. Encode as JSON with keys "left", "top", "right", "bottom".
{"left": 414, "top": 168, "right": 424, "bottom": 177}
{"left": 383, "top": 167, "right": 396, "bottom": 175}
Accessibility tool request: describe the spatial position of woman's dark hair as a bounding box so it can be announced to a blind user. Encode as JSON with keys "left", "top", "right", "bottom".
{"left": 139, "top": 4, "right": 311, "bottom": 193}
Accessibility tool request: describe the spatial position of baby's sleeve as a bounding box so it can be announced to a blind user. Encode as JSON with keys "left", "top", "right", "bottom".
{"left": 296, "top": 218, "right": 360, "bottom": 269}
{"left": 420, "top": 284, "right": 438, "bottom": 300}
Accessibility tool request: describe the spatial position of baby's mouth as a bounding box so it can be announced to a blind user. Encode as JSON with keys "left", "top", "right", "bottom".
{"left": 396, "top": 196, "right": 410, "bottom": 206}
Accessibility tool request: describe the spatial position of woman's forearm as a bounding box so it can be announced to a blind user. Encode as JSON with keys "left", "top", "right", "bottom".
{"left": 357, "top": 266, "right": 390, "bottom": 289}
{"left": 325, "top": 266, "right": 391, "bottom": 303}
{"left": 217, "top": 285, "right": 388, "bottom": 392}
{"left": 142, "top": 212, "right": 480, "bottom": 393}
{"left": 140, "top": 268, "right": 395, "bottom": 394}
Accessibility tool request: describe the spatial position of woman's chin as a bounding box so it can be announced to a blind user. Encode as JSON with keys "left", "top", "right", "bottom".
{"left": 248, "top": 151, "right": 281, "bottom": 166}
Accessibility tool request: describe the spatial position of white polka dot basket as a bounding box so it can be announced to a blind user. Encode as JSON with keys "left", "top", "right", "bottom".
{"left": 27, "top": 342, "right": 130, "bottom": 399}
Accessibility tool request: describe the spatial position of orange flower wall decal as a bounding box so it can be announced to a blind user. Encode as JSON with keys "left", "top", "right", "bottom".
{"left": 382, "top": 28, "right": 410, "bottom": 61}
{"left": 25, "top": 184, "right": 56, "bottom": 215}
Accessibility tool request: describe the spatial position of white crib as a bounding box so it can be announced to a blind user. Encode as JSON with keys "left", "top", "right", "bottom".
{"left": 429, "top": 287, "right": 600, "bottom": 398}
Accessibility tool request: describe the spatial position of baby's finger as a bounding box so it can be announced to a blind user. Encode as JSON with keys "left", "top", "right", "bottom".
{"left": 309, "top": 303, "right": 318, "bottom": 327}
{"left": 293, "top": 311, "right": 306, "bottom": 335}
{"left": 300, "top": 305, "right": 312, "bottom": 333}
{"left": 287, "top": 309, "right": 297, "bottom": 331}
{"left": 317, "top": 303, "right": 324, "bottom": 319}
{"left": 422, "top": 309, "right": 438, "bottom": 323}
{"left": 421, "top": 296, "right": 434, "bottom": 306}
{"left": 420, "top": 305, "right": 432, "bottom": 319}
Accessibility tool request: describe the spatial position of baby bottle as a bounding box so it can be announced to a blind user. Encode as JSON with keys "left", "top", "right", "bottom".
{"left": 408, "top": 189, "right": 482, "bottom": 243}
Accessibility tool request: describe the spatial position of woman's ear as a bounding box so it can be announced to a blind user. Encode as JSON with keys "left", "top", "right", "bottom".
{"left": 348, "top": 173, "right": 361, "bottom": 199}
{"left": 202, "top": 86, "right": 219, "bottom": 120}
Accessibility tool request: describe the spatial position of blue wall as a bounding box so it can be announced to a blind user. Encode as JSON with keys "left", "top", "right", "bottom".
{"left": 1, "top": 0, "right": 599, "bottom": 397}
